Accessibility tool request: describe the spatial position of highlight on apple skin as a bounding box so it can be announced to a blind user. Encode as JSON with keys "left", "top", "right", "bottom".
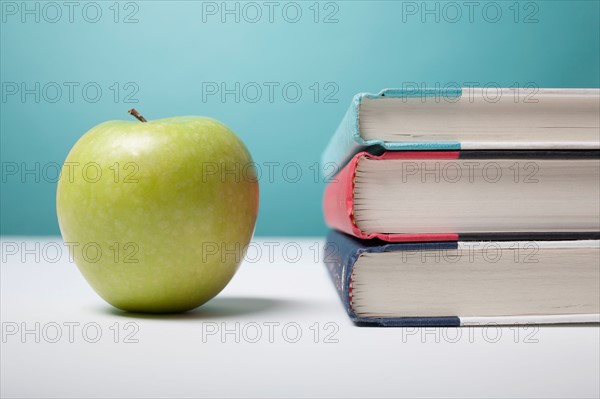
{"left": 56, "top": 113, "right": 259, "bottom": 313}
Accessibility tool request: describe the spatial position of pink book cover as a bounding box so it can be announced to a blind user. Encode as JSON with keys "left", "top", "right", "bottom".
{"left": 323, "top": 151, "right": 460, "bottom": 242}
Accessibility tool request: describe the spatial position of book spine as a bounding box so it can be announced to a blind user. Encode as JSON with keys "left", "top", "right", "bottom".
{"left": 322, "top": 151, "right": 361, "bottom": 239}
{"left": 323, "top": 151, "right": 461, "bottom": 242}
{"left": 320, "top": 93, "right": 364, "bottom": 169}
{"left": 324, "top": 231, "right": 462, "bottom": 326}
{"left": 323, "top": 230, "right": 361, "bottom": 319}
{"left": 320, "top": 88, "right": 465, "bottom": 169}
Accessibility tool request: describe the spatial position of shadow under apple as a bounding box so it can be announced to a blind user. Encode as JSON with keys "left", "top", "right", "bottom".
{"left": 97, "top": 296, "right": 306, "bottom": 320}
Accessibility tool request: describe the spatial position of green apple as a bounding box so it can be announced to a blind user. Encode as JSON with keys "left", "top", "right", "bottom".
{"left": 56, "top": 111, "right": 259, "bottom": 313}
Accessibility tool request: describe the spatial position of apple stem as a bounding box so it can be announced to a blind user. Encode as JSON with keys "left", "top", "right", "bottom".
{"left": 128, "top": 109, "right": 147, "bottom": 122}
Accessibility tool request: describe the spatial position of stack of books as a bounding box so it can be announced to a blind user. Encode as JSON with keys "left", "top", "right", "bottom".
{"left": 322, "top": 88, "right": 600, "bottom": 326}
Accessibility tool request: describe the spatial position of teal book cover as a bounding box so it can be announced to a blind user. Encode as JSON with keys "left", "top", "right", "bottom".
{"left": 322, "top": 88, "right": 600, "bottom": 167}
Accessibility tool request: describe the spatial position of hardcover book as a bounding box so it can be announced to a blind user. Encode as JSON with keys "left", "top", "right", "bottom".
{"left": 321, "top": 88, "right": 600, "bottom": 168}
{"left": 323, "top": 150, "right": 600, "bottom": 242}
{"left": 324, "top": 230, "right": 600, "bottom": 326}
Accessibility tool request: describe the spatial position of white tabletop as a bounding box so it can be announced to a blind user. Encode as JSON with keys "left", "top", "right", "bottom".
{"left": 1, "top": 237, "right": 599, "bottom": 398}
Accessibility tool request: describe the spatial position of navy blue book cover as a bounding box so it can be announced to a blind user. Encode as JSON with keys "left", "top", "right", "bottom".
{"left": 324, "top": 230, "right": 461, "bottom": 327}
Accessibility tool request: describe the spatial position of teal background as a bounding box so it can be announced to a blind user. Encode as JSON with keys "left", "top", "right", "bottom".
{"left": 1, "top": 0, "right": 599, "bottom": 236}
